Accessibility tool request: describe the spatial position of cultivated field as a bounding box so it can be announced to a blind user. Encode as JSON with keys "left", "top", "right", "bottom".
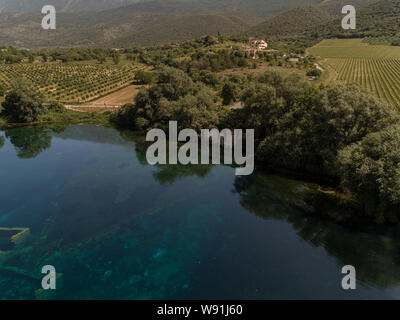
{"left": 309, "top": 39, "right": 400, "bottom": 106}
{"left": 90, "top": 84, "right": 143, "bottom": 106}
{"left": 0, "top": 63, "right": 140, "bottom": 104}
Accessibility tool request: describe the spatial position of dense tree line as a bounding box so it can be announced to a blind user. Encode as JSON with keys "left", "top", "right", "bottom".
{"left": 112, "top": 66, "right": 221, "bottom": 131}
{"left": 113, "top": 67, "right": 400, "bottom": 223}
{"left": 0, "top": 47, "right": 124, "bottom": 64}
{"left": 226, "top": 71, "right": 400, "bottom": 223}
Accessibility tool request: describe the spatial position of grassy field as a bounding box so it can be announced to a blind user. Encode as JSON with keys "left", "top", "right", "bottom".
{"left": 89, "top": 84, "right": 143, "bottom": 106}
{"left": 308, "top": 39, "right": 400, "bottom": 106}
{"left": 0, "top": 61, "right": 141, "bottom": 104}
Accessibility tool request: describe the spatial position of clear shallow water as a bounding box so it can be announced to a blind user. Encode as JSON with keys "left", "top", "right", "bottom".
{"left": 1, "top": 124, "right": 400, "bottom": 299}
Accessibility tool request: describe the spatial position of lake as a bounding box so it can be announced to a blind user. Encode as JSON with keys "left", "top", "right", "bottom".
{"left": 1, "top": 124, "right": 400, "bottom": 299}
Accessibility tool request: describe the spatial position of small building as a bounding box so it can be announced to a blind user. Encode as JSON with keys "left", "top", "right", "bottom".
{"left": 251, "top": 40, "right": 268, "bottom": 50}
{"left": 245, "top": 39, "right": 269, "bottom": 59}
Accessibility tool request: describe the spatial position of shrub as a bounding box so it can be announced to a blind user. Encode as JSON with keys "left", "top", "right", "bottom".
{"left": 221, "top": 82, "right": 238, "bottom": 105}
{"left": 306, "top": 69, "right": 322, "bottom": 77}
{"left": 47, "top": 101, "right": 65, "bottom": 113}
{"left": 198, "top": 70, "right": 220, "bottom": 88}
{"left": 134, "top": 70, "right": 155, "bottom": 85}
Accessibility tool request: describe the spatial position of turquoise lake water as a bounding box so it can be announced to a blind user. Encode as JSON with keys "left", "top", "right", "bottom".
{"left": 1, "top": 124, "right": 400, "bottom": 299}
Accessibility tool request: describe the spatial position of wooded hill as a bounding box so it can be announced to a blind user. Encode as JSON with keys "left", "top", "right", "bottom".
{"left": 0, "top": 0, "right": 322, "bottom": 18}
{"left": 246, "top": 0, "right": 400, "bottom": 47}
{"left": 0, "top": 0, "right": 398, "bottom": 49}
{"left": 0, "top": 9, "right": 259, "bottom": 48}
{"left": 0, "top": 0, "right": 324, "bottom": 48}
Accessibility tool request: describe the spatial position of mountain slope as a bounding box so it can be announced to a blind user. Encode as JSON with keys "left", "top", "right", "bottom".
{"left": 0, "top": 0, "right": 328, "bottom": 48}
{"left": 346, "top": 0, "right": 400, "bottom": 44}
{"left": 108, "top": 11, "right": 257, "bottom": 47}
{"left": 0, "top": 6, "right": 261, "bottom": 48}
{"left": 0, "top": 0, "right": 144, "bottom": 12}
{"left": 246, "top": 0, "right": 378, "bottom": 46}
{"left": 1, "top": 0, "right": 391, "bottom": 48}
{"left": 0, "top": 0, "right": 324, "bottom": 17}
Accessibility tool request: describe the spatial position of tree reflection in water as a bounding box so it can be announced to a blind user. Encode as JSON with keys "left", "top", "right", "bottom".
{"left": 4, "top": 124, "right": 68, "bottom": 159}
{"left": 120, "top": 129, "right": 213, "bottom": 184}
{"left": 1, "top": 124, "right": 400, "bottom": 298}
{"left": 233, "top": 171, "right": 400, "bottom": 290}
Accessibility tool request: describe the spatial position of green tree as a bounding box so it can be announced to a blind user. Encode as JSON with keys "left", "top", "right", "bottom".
{"left": 134, "top": 70, "right": 155, "bottom": 85}
{"left": 112, "top": 53, "right": 121, "bottom": 65}
{"left": 238, "top": 72, "right": 397, "bottom": 176}
{"left": 112, "top": 66, "right": 220, "bottom": 131}
{"left": 338, "top": 124, "right": 400, "bottom": 223}
{"left": 198, "top": 70, "right": 220, "bottom": 88}
{"left": 221, "top": 82, "right": 238, "bottom": 105}
{"left": 1, "top": 78, "right": 45, "bottom": 123}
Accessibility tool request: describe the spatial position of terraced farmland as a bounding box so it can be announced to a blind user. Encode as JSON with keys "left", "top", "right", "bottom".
{"left": 0, "top": 63, "right": 139, "bottom": 103}
{"left": 309, "top": 39, "right": 400, "bottom": 107}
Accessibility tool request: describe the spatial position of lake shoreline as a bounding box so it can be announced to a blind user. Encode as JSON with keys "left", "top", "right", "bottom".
{"left": 0, "top": 121, "right": 386, "bottom": 227}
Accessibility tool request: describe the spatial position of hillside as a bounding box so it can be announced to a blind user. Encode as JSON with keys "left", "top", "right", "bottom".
{"left": 345, "top": 0, "right": 400, "bottom": 44}
{"left": 0, "top": 8, "right": 260, "bottom": 48}
{"left": 1, "top": 0, "right": 396, "bottom": 49}
{"left": 246, "top": 5, "right": 332, "bottom": 43}
{"left": 107, "top": 12, "right": 257, "bottom": 47}
{"left": 0, "top": 0, "right": 144, "bottom": 12}
{"left": 0, "top": 0, "right": 329, "bottom": 48}
{"left": 246, "top": 0, "right": 378, "bottom": 46}
{"left": 310, "top": 0, "right": 400, "bottom": 45}
{"left": 0, "top": 0, "right": 324, "bottom": 18}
